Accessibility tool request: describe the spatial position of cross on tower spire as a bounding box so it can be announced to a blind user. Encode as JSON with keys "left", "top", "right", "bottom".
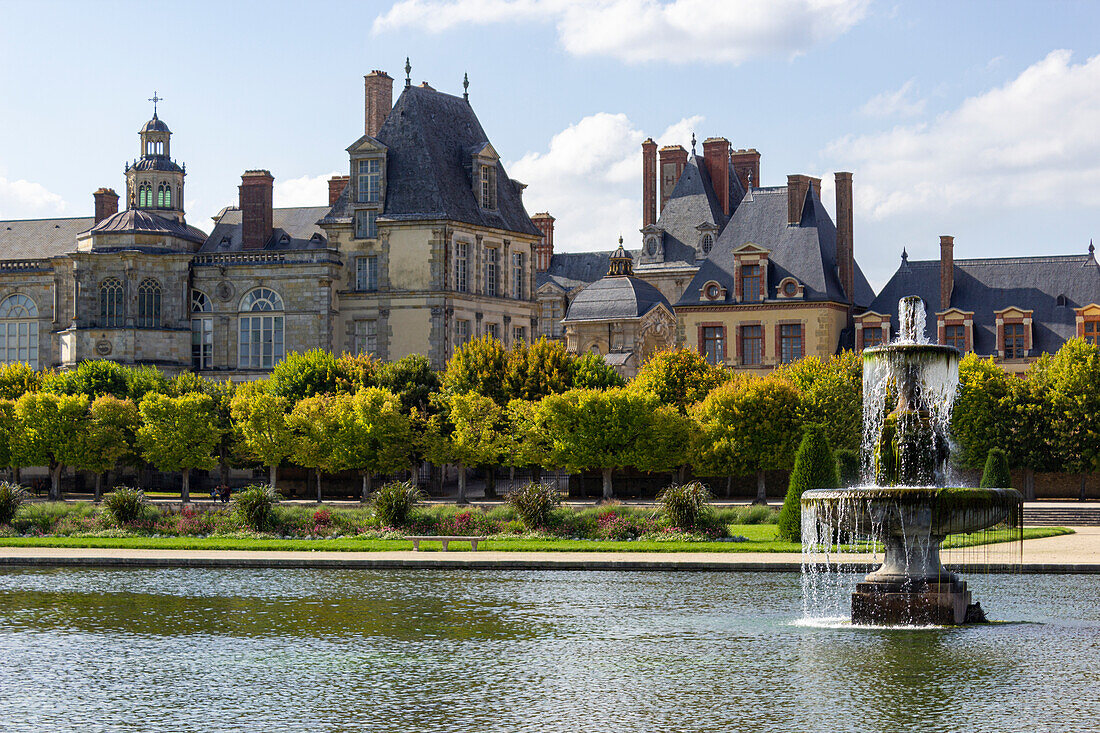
{"left": 148, "top": 91, "right": 163, "bottom": 116}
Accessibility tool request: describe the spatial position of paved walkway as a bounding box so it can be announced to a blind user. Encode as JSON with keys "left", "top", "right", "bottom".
{"left": 1, "top": 527, "right": 1097, "bottom": 573}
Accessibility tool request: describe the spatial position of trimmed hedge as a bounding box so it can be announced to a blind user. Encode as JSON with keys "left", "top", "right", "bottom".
{"left": 777, "top": 426, "right": 839, "bottom": 542}
{"left": 980, "top": 448, "right": 1012, "bottom": 489}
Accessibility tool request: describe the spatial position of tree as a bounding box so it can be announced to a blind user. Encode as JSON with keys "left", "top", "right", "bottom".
{"left": 41, "top": 359, "right": 130, "bottom": 399}
{"left": 980, "top": 448, "right": 1012, "bottom": 489}
{"left": 231, "top": 386, "right": 294, "bottom": 491}
{"left": 1039, "top": 339, "right": 1100, "bottom": 498}
{"left": 777, "top": 426, "right": 839, "bottom": 542}
{"left": 378, "top": 354, "right": 441, "bottom": 415}
{"left": 80, "top": 396, "right": 140, "bottom": 501}
{"left": 447, "top": 392, "right": 509, "bottom": 501}
{"left": 137, "top": 393, "right": 224, "bottom": 503}
{"left": 0, "top": 399, "right": 15, "bottom": 478}
{"left": 270, "top": 349, "right": 346, "bottom": 402}
{"left": 571, "top": 352, "right": 625, "bottom": 390}
{"left": 630, "top": 348, "right": 729, "bottom": 413}
{"left": 288, "top": 395, "right": 348, "bottom": 502}
{"left": 693, "top": 376, "right": 803, "bottom": 504}
{"left": 505, "top": 337, "right": 573, "bottom": 401}
{"left": 504, "top": 398, "right": 552, "bottom": 485}
{"left": 341, "top": 388, "right": 412, "bottom": 501}
{"left": 0, "top": 362, "right": 41, "bottom": 400}
{"left": 337, "top": 352, "right": 382, "bottom": 392}
{"left": 125, "top": 365, "right": 170, "bottom": 401}
{"left": 443, "top": 335, "right": 509, "bottom": 405}
{"left": 777, "top": 352, "right": 862, "bottom": 453}
{"left": 951, "top": 354, "right": 1016, "bottom": 470}
{"left": 11, "top": 392, "right": 89, "bottom": 500}
{"left": 633, "top": 403, "right": 697, "bottom": 482}
{"left": 834, "top": 448, "right": 861, "bottom": 488}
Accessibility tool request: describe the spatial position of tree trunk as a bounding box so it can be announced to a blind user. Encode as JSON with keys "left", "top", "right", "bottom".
{"left": 219, "top": 445, "right": 230, "bottom": 487}
{"left": 677, "top": 465, "right": 687, "bottom": 484}
{"left": 13, "top": 466, "right": 20, "bottom": 485}
{"left": 316, "top": 470, "right": 323, "bottom": 503}
{"left": 181, "top": 468, "right": 190, "bottom": 504}
{"left": 602, "top": 467, "right": 613, "bottom": 500}
{"left": 1024, "top": 468, "right": 1036, "bottom": 501}
{"left": 457, "top": 463, "right": 467, "bottom": 504}
{"left": 269, "top": 464, "right": 278, "bottom": 492}
{"left": 754, "top": 468, "right": 767, "bottom": 505}
{"left": 49, "top": 462, "right": 62, "bottom": 501}
{"left": 532, "top": 465, "right": 542, "bottom": 484}
{"left": 726, "top": 474, "right": 732, "bottom": 499}
{"left": 509, "top": 466, "right": 516, "bottom": 493}
{"left": 1081, "top": 474, "right": 1088, "bottom": 502}
{"left": 94, "top": 472, "right": 104, "bottom": 503}
{"left": 361, "top": 472, "right": 373, "bottom": 503}
{"left": 485, "top": 467, "right": 497, "bottom": 499}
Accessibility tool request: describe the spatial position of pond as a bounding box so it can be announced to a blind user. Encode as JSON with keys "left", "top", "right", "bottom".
{"left": 0, "top": 568, "right": 1097, "bottom": 732}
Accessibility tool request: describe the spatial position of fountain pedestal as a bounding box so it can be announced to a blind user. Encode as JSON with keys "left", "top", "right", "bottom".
{"left": 852, "top": 579, "right": 972, "bottom": 626}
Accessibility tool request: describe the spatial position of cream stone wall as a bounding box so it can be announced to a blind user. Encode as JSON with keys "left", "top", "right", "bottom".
{"left": 632, "top": 264, "right": 698, "bottom": 305}
{"left": 0, "top": 262, "right": 64, "bottom": 370}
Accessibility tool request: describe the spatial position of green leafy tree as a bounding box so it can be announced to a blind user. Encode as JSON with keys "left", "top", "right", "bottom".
{"left": 378, "top": 354, "right": 441, "bottom": 415}
{"left": 125, "top": 365, "right": 170, "bottom": 401}
{"left": 443, "top": 335, "right": 509, "bottom": 405}
{"left": 570, "top": 352, "right": 625, "bottom": 390}
{"left": 777, "top": 426, "right": 839, "bottom": 542}
{"left": 231, "top": 387, "right": 294, "bottom": 491}
{"left": 0, "top": 399, "right": 15, "bottom": 477}
{"left": 288, "top": 394, "right": 348, "bottom": 502}
{"left": 270, "top": 349, "right": 346, "bottom": 402}
{"left": 168, "top": 371, "right": 211, "bottom": 397}
{"left": 777, "top": 352, "right": 862, "bottom": 453}
{"left": 80, "top": 396, "right": 140, "bottom": 501}
{"left": 41, "top": 360, "right": 130, "bottom": 399}
{"left": 341, "top": 388, "right": 412, "bottom": 501}
{"left": 1038, "top": 339, "right": 1100, "bottom": 497}
{"left": 951, "top": 354, "right": 1016, "bottom": 470}
{"left": 980, "top": 448, "right": 1012, "bottom": 489}
{"left": 137, "top": 393, "right": 224, "bottom": 503}
{"left": 630, "top": 348, "right": 729, "bottom": 413}
{"left": 337, "top": 352, "right": 382, "bottom": 392}
{"left": 505, "top": 337, "right": 573, "bottom": 401}
{"left": 447, "top": 391, "right": 509, "bottom": 501}
{"left": 504, "top": 398, "right": 552, "bottom": 483}
{"left": 11, "top": 392, "right": 89, "bottom": 500}
{"left": 834, "top": 448, "right": 861, "bottom": 488}
{"left": 0, "top": 362, "right": 41, "bottom": 400}
{"left": 634, "top": 403, "right": 697, "bottom": 482}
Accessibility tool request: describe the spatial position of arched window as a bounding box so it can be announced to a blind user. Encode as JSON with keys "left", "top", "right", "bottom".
{"left": 100, "top": 278, "right": 124, "bottom": 327}
{"left": 191, "top": 290, "right": 213, "bottom": 370}
{"left": 138, "top": 183, "right": 152, "bottom": 208}
{"left": 0, "top": 294, "right": 39, "bottom": 369}
{"left": 238, "top": 288, "right": 284, "bottom": 369}
{"left": 701, "top": 233, "right": 714, "bottom": 255}
{"left": 137, "top": 278, "right": 162, "bottom": 328}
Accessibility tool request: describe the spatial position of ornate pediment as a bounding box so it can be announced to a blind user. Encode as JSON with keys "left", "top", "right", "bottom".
{"left": 346, "top": 134, "right": 388, "bottom": 154}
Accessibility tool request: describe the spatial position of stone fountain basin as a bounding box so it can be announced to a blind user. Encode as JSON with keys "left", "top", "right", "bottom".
{"left": 802, "top": 487, "right": 1022, "bottom": 538}
{"left": 862, "top": 342, "right": 962, "bottom": 360}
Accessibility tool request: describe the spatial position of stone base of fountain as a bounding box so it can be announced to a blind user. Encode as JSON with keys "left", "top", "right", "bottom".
{"left": 852, "top": 578, "right": 980, "bottom": 626}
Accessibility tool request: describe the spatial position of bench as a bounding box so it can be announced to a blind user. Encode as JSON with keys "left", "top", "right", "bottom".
{"left": 406, "top": 535, "right": 488, "bottom": 552}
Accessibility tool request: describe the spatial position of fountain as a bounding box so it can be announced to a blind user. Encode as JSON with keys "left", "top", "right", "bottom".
{"left": 802, "top": 296, "right": 1023, "bottom": 625}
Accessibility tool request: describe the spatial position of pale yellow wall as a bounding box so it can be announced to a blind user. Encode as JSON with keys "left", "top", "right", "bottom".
{"left": 387, "top": 304, "right": 431, "bottom": 361}
{"left": 386, "top": 226, "right": 432, "bottom": 290}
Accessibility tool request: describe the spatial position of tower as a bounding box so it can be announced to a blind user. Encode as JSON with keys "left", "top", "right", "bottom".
{"left": 125, "top": 95, "right": 186, "bottom": 223}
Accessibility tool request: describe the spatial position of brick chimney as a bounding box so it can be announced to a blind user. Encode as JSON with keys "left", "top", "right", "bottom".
{"left": 642, "top": 138, "right": 657, "bottom": 227}
{"left": 531, "top": 212, "right": 555, "bottom": 272}
{"left": 730, "top": 148, "right": 761, "bottom": 192}
{"left": 940, "top": 235, "right": 955, "bottom": 310}
{"left": 239, "top": 170, "right": 274, "bottom": 250}
{"left": 364, "top": 70, "right": 394, "bottom": 138}
{"left": 787, "top": 174, "right": 812, "bottom": 225}
{"left": 328, "top": 175, "right": 349, "bottom": 206}
{"left": 835, "top": 172, "right": 854, "bottom": 305}
{"left": 702, "top": 137, "right": 730, "bottom": 216}
{"left": 658, "top": 145, "right": 688, "bottom": 214}
{"left": 93, "top": 187, "right": 119, "bottom": 223}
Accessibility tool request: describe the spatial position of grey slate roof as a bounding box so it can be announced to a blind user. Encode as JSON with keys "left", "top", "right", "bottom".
{"left": 652, "top": 153, "right": 745, "bottom": 265}
{"left": 129, "top": 157, "right": 183, "bottom": 173}
{"left": 677, "top": 185, "right": 875, "bottom": 307}
{"left": 564, "top": 275, "right": 671, "bottom": 322}
{"left": 536, "top": 249, "right": 642, "bottom": 291}
{"left": 201, "top": 206, "right": 330, "bottom": 252}
{"left": 868, "top": 252, "right": 1100, "bottom": 356}
{"left": 324, "top": 85, "right": 540, "bottom": 238}
{"left": 91, "top": 209, "right": 206, "bottom": 244}
{"left": 0, "top": 216, "right": 94, "bottom": 260}
{"left": 141, "top": 115, "right": 170, "bottom": 133}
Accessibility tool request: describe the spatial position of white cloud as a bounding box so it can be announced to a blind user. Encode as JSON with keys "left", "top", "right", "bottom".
{"left": 0, "top": 175, "right": 67, "bottom": 217}
{"left": 860, "top": 79, "right": 925, "bottom": 118}
{"left": 507, "top": 112, "right": 703, "bottom": 253}
{"left": 273, "top": 171, "right": 342, "bottom": 209}
{"left": 828, "top": 50, "right": 1100, "bottom": 220}
{"left": 374, "top": 0, "right": 870, "bottom": 64}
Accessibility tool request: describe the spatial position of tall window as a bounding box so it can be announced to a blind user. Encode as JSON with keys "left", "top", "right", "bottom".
{"left": 138, "top": 184, "right": 151, "bottom": 208}
{"left": 356, "top": 255, "right": 379, "bottom": 291}
{"left": 701, "top": 233, "right": 714, "bottom": 255}
{"left": 455, "top": 242, "right": 469, "bottom": 292}
{"left": 486, "top": 322, "right": 500, "bottom": 341}
{"left": 157, "top": 183, "right": 171, "bottom": 208}
{"left": 1004, "top": 323, "right": 1026, "bottom": 358}
{"left": 864, "top": 326, "right": 884, "bottom": 348}
{"left": 701, "top": 326, "right": 724, "bottom": 365}
{"left": 0, "top": 294, "right": 39, "bottom": 370}
{"left": 513, "top": 326, "right": 526, "bottom": 344}
{"left": 100, "top": 277, "right": 124, "bottom": 327}
{"left": 355, "top": 210, "right": 377, "bottom": 239}
{"left": 486, "top": 248, "right": 499, "bottom": 297}
{"left": 512, "top": 252, "right": 524, "bottom": 299}
{"left": 239, "top": 288, "right": 285, "bottom": 369}
{"left": 740, "top": 325, "right": 762, "bottom": 366}
{"left": 355, "top": 320, "right": 378, "bottom": 356}
{"left": 357, "top": 159, "right": 381, "bottom": 203}
{"left": 741, "top": 264, "right": 762, "bottom": 301}
{"left": 137, "top": 278, "right": 162, "bottom": 328}
{"left": 1085, "top": 320, "right": 1099, "bottom": 346}
{"left": 780, "top": 324, "right": 803, "bottom": 363}
{"left": 191, "top": 290, "right": 213, "bottom": 370}
{"left": 455, "top": 319, "right": 470, "bottom": 347}
{"left": 944, "top": 324, "right": 965, "bottom": 351}
{"left": 480, "top": 164, "right": 496, "bottom": 209}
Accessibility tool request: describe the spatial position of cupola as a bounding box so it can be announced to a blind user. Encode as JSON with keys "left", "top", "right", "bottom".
{"left": 608, "top": 236, "right": 634, "bottom": 276}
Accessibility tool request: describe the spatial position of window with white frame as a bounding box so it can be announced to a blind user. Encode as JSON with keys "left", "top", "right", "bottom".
{"left": 190, "top": 290, "right": 213, "bottom": 370}
{"left": 100, "top": 277, "right": 124, "bottom": 327}
{"left": 357, "top": 159, "right": 381, "bottom": 203}
{"left": 0, "top": 293, "right": 39, "bottom": 369}
{"left": 137, "top": 278, "right": 162, "bottom": 328}
{"left": 513, "top": 326, "right": 526, "bottom": 344}
{"left": 238, "top": 288, "right": 285, "bottom": 369}
{"left": 480, "top": 164, "right": 496, "bottom": 209}
{"left": 356, "top": 255, "right": 379, "bottom": 291}
{"left": 455, "top": 319, "right": 470, "bottom": 347}
{"left": 512, "top": 252, "right": 524, "bottom": 299}
{"left": 486, "top": 322, "right": 500, "bottom": 341}
{"left": 486, "top": 247, "right": 499, "bottom": 297}
{"left": 355, "top": 319, "right": 378, "bottom": 356}
{"left": 354, "top": 210, "right": 377, "bottom": 239}
{"left": 455, "top": 241, "right": 469, "bottom": 292}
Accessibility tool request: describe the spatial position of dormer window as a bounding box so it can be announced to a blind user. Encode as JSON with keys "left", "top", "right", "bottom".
{"left": 355, "top": 210, "right": 377, "bottom": 240}
{"left": 480, "top": 164, "right": 497, "bottom": 209}
{"left": 701, "top": 233, "right": 714, "bottom": 254}
{"left": 741, "top": 264, "right": 762, "bottom": 301}
{"left": 994, "top": 307, "right": 1033, "bottom": 360}
{"left": 357, "top": 159, "right": 381, "bottom": 203}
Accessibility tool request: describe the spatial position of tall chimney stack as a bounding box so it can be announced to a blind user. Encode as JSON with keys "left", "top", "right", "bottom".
{"left": 730, "top": 148, "right": 761, "bottom": 192}
{"left": 328, "top": 175, "right": 349, "bottom": 207}
{"left": 702, "top": 137, "right": 730, "bottom": 216}
{"left": 642, "top": 138, "right": 657, "bottom": 227}
{"left": 786, "top": 174, "right": 811, "bottom": 226}
{"left": 240, "top": 170, "right": 274, "bottom": 250}
{"left": 531, "top": 212, "right": 555, "bottom": 272}
{"left": 364, "top": 70, "right": 394, "bottom": 137}
{"left": 835, "top": 172, "right": 854, "bottom": 305}
{"left": 940, "top": 235, "right": 955, "bottom": 311}
{"left": 93, "top": 187, "right": 119, "bottom": 223}
{"left": 658, "top": 145, "right": 687, "bottom": 214}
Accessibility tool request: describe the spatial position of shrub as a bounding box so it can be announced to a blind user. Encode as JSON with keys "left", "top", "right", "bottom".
{"left": 0, "top": 482, "right": 28, "bottom": 525}
{"left": 777, "top": 426, "right": 839, "bottom": 542}
{"left": 234, "top": 484, "right": 279, "bottom": 531}
{"left": 980, "top": 448, "right": 1012, "bottom": 488}
{"left": 657, "top": 481, "right": 712, "bottom": 530}
{"left": 835, "top": 448, "right": 861, "bottom": 487}
{"left": 506, "top": 481, "right": 563, "bottom": 530}
{"left": 103, "top": 487, "right": 149, "bottom": 524}
{"left": 370, "top": 480, "right": 423, "bottom": 528}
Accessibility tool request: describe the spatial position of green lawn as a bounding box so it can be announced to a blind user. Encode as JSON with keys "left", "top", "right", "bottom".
{"left": 0, "top": 526, "right": 1070, "bottom": 553}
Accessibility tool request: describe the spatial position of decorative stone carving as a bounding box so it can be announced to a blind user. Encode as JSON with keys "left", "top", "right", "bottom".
{"left": 95, "top": 339, "right": 112, "bottom": 356}
{"left": 216, "top": 281, "right": 234, "bottom": 302}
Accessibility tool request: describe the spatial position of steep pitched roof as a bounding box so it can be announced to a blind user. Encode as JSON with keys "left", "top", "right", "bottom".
{"left": 676, "top": 184, "right": 875, "bottom": 307}
{"left": 653, "top": 154, "right": 726, "bottom": 264}
{"left": 869, "top": 252, "right": 1100, "bottom": 355}
{"left": 201, "top": 206, "right": 330, "bottom": 252}
{"left": 536, "top": 249, "right": 642, "bottom": 291}
{"left": 0, "top": 216, "right": 94, "bottom": 260}
{"left": 564, "top": 275, "right": 671, "bottom": 322}
{"left": 325, "top": 85, "right": 540, "bottom": 238}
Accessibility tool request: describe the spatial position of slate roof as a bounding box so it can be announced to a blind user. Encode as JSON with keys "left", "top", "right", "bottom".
{"left": 323, "top": 85, "right": 540, "bottom": 238}
{"left": 868, "top": 251, "right": 1100, "bottom": 356}
{"left": 141, "top": 114, "right": 170, "bottom": 133}
{"left": 677, "top": 184, "right": 875, "bottom": 307}
{"left": 128, "top": 157, "right": 183, "bottom": 173}
{"left": 652, "top": 153, "right": 745, "bottom": 265}
{"left": 201, "top": 206, "right": 331, "bottom": 252}
{"left": 91, "top": 209, "right": 207, "bottom": 244}
{"left": 0, "top": 216, "right": 94, "bottom": 260}
{"left": 536, "top": 249, "right": 642, "bottom": 291}
{"left": 564, "top": 275, "right": 671, "bottom": 322}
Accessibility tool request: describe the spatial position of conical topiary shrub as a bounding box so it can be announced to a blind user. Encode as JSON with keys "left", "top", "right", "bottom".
{"left": 834, "top": 448, "right": 861, "bottom": 488}
{"left": 979, "top": 448, "right": 1012, "bottom": 488}
{"left": 778, "top": 425, "right": 839, "bottom": 542}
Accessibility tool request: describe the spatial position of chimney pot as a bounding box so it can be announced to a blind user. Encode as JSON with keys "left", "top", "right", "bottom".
{"left": 364, "top": 70, "right": 394, "bottom": 137}
{"left": 940, "top": 235, "right": 955, "bottom": 311}
{"left": 730, "top": 148, "right": 761, "bottom": 193}
{"left": 531, "top": 212, "right": 555, "bottom": 272}
{"left": 702, "top": 137, "right": 730, "bottom": 217}
{"left": 328, "top": 175, "right": 349, "bottom": 207}
{"left": 787, "top": 174, "right": 811, "bottom": 226}
{"left": 657, "top": 145, "right": 688, "bottom": 215}
{"left": 835, "top": 172, "right": 854, "bottom": 306}
{"left": 239, "top": 170, "right": 274, "bottom": 250}
{"left": 642, "top": 139, "right": 657, "bottom": 228}
{"left": 93, "top": 187, "right": 119, "bottom": 224}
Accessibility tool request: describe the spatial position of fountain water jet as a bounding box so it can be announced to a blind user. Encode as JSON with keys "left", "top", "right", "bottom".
{"left": 802, "top": 296, "right": 1023, "bottom": 625}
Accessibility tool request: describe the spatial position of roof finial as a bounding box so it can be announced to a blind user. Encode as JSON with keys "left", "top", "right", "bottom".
{"left": 690, "top": 132, "right": 696, "bottom": 155}
{"left": 747, "top": 169, "right": 753, "bottom": 191}
{"left": 463, "top": 71, "right": 469, "bottom": 101}
{"left": 405, "top": 57, "right": 412, "bottom": 88}
{"left": 619, "top": 234, "right": 624, "bottom": 246}
{"left": 901, "top": 247, "right": 909, "bottom": 263}
{"left": 148, "top": 91, "right": 162, "bottom": 117}
{"left": 1091, "top": 238, "right": 1095, "bottom": 256}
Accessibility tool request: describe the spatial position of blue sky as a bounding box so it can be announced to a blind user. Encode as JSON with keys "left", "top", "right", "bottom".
{"left": 2, "top": 0, "right": 1099, "bottom": 287}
